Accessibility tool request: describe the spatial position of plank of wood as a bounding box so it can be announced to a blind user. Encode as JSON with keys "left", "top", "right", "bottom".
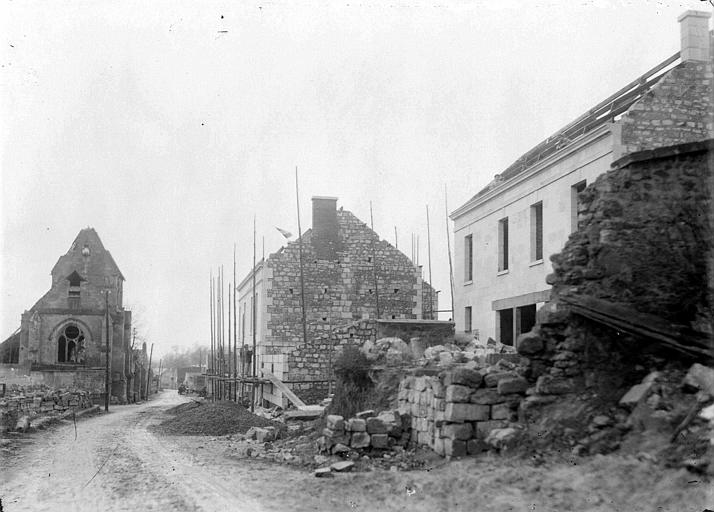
{"left": 561, "top": 294, "right": 713, "bottom": 359}
{"left": 262, "top": 371, "right": 307, "bottom": 409}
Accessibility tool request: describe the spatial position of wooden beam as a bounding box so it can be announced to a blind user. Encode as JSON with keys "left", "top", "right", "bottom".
{"left": 262, "top": 371, "right": 307, "bottom": 409}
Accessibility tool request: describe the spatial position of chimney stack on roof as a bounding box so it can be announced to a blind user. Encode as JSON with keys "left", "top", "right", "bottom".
{"left": 678, "top": 10, "right": 712, "bottom": 63}
{"left": 311, "top": 196, "right": 341, "bottom": 260}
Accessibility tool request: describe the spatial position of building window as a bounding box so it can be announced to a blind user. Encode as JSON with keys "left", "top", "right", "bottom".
{"left": 497, "top": 304, "right": 537, "bottom": 348}
{"left": 57, "top": 324, "right": 85, "bottom": 363}
{"left": 571, "top": 180, "right": 587, "bottom": 232}
{"left": 464, "top": 306, "right": 472, "bottom": 333}
{"left": 464, "top": 234, "right": 473, "bottom": 282}
{"left": 530, "top": 202, "right": 543, "bottom": 262}
{"left": 67, "top": 271, "right": 83, "bottom": 309}
{"left": 498, "top": 217, "right": 509, "bottom": 272}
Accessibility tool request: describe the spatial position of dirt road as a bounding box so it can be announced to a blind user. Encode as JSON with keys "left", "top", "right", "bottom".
{"left": 1, "top": 391, "right": 710, "bottom": 512}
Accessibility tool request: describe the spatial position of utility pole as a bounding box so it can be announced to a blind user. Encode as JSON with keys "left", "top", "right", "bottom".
{"left": 104, "top": 290, "right": 111, "bottom": 412}
{"left": 157, "top": 359, "right": 162, "bottom": 392}
{"left": 146, "top": 343, "right": 154, "bottom": 401}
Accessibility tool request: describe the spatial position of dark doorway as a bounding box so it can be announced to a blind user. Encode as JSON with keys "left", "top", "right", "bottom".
{"left": 517, "top": 304, "right": 537, "bottom": 337}
{"left": 498, "top": 308, "right": 514, "bottom": 346}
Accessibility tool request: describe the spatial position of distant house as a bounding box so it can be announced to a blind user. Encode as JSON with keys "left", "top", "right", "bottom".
{"left": 237, "top": 196, "right": 438, "bottom": 406}
{"left": 450, "top": 11, "right": 713, "bottom": 346}
{"left": 0, "top": 228, "right": 134, "bottom": 402}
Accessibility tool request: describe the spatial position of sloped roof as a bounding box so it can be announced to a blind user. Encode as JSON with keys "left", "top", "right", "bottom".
{"left": 454, "top": 51, "right": 681, "bottom": 217}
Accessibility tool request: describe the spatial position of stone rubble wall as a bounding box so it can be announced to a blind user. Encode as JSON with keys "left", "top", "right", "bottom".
{"left": 519, "top": 141, "right": 713, "bottom": 397}
{"left": 0, "top": 386, "right": 93, "bottom": 432}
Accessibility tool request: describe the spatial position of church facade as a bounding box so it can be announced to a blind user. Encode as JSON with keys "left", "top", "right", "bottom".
{"left": 4, "top": 228, "right": 134, "bottom": 402}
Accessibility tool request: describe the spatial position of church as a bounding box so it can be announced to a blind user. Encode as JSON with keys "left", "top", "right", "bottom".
{"left": 0, "top": 228, "right": 134, "bottom": 403}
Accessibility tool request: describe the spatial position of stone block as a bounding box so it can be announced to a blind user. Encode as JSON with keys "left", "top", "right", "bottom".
{"left": 444, "top": 403, "right": 490, "bottom": 422}
{"left": 355, "top": 410, "right": 376, "bottom": 419}
{"left": 366, "top": 417, "right": 388, "bottom": 434}
{"left": 326, "top": 415, "right": 345, "bottom": 431}
{"left": 444, "top": 368, "right": 483, "bottom": 387}
{"left": 322, "top": 428, "right": 350, "bottom": 445}
{"left": 255, "top": 426, "right": 277, "bottom": 442}
{"left": 433, "top": 436, "right": 446, "bottom": 456}
{"left": 516, "top": 331, "right": 543, "bottom": 355}
{"left": 467, "top": 438, "right": 488, "bottom": 455}
{"left": 445, "top": 384, "right": 473, "bottom": 403}
{"left": 432, "top": 398, "right": 446, "bottom": 411}
{"left": 484, "top": 372, "right": 516, "bottom": 388}
{"left": 470, "top": 389, "right": 508, "bottom": 405}
{"left": 441, "top": 422, "right": 474, "bottom": 440}
{"left": 535, "top": 375, "right": 576, "bottom": 395}
{"left": 497, "top": 377, "right": 528, "bottom": 395}
{"left": 619, "top": 382, "right": 654, "bottom": 409}
{"left": 475, "top": 420, "right": 507, "bottom": 438}
{"left": 431, "top": 378, "right": 445, "bottom": 398}
{"left": 314, "top": 467, "right": 333, "bottom": 478}
{"left": 414, "top": 377, "right": 428, "bottom": 392}
{"left": 684, "top": 363, "right": 714, "bottom": 395}
{"left": 490, "top": 403, "right": 515, "bottom": 421}
{"left": 348, "top": 418, "right": 366, "bottom": 432}
{"left": 330, "top": 461, "right": 355, "bottom": 473}
{"left": 417, "top": 431, "right": 431, "bottom": 446}
{"left": 444, "top": 438, "right": 468, "bottom": 458}
{"left": 350, "top": 432, "right": 371, "bottom": 449}
{"left": 331, "top": 443, "right": 350, "bottom": 455}
{"left": 485, "top": 427, "right": 519, "bottom": 449}
{"left": 371, "top": 434, "right": 390, "bottom": 449}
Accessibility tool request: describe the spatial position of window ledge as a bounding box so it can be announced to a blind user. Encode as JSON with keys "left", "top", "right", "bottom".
{"left": 463, "top": 280, "right": 473, "bottom": 286}
{"left": 529, "top": 259, "right": 544, "bottom": 267}
{"left": 497, "top": 269, "right": 509, "bottom": 276}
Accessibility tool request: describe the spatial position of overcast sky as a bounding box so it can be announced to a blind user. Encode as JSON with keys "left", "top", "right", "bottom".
{"left": 1, "top": 0, "right": 709, "bottom": 358}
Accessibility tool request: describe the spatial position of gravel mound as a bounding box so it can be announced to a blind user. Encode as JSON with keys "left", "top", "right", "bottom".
{"left": 155, "top": 401, "right": 279, "bottom": 436}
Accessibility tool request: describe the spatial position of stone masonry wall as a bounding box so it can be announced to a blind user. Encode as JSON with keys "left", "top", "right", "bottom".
{"left": 266, "top": 209, "right": 437, "bottom": 383}
{"left": 620, "top": 60, "right": 713, "bottom": 155}
{"left": 397, "top": 367, "right": 527, "bottom": 457}
{"left": 518, "top": 140, "right": 713, "bottom": 396}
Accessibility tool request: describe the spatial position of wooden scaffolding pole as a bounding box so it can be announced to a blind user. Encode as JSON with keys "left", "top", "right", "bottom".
{"left": 426, "top": 204, "right": 433, "bottom": 319}
{"left": 444, "top": 184, "right": 455, "bottom": 319}
{"left": 295, "top": 167, "right": 308, "bottom": 348}
{"left": 370, "top": 201, "right": 380, "bottom": 319}
{"left": 233, "top": 243, "right": 237, "bottom": 402}
{"left": 251, "top": 214, "right": 257, "bottom": 412}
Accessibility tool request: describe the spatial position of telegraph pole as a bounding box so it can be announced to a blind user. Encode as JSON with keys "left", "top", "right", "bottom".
{"left": 104, "top": 290, "right": 111, "bottom": 412}
{"left": 146, "top": 343, "right": 154, "bottom": 401}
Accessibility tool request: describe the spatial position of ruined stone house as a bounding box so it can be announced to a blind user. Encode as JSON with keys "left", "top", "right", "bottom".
{"left": 0, "top": 228, "right": 134, "bottom": 402}
{"left": 236, "top": 196, "right": 438, "bottom": 405}
{"left": 451, "top": 11, "right": 713, "bottom": 346}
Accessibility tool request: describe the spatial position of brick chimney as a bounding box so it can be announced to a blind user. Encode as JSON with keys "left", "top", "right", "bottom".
{"left": 311, "top": 196, "right": 341, "bottom": 260}
{"left": 678, "top": 10, "right": 712, "bottom": 62}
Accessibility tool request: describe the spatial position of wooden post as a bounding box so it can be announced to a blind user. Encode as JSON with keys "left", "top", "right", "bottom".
{"left": 104, "top": 290, "right": 110, "bottom": 412}
{"left": 426, "top": 204, "right": 433, "bottom": 319}
{"left": 210, "top": 273, "right": 215, "bottom": 400}
{"left": 295, "top": 167, "right": 308, "bottom": 349}
{"left": 157, "top": 359, "right": 162, "bottom": 392}
{"left": 370, "top": 201, "right": 380, "bottom": 319}
{"left": 233, "top": 243, "right": 237, "bottom": 402}
{"left": 146, "top": 343, "right": 154, "bottom": 401}
{"left": 228, "top": 279, "right": 232, "bottom": 401}
{"left": 252, "top": 214, "right": 257, "bottom": 412}
{"left": 444, "top": 184, "right": 455, "bottom": 320}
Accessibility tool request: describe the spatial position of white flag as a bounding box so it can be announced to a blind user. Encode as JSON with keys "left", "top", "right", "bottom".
{"left": 276, "top": 227, "right": 293, "bottom": 239}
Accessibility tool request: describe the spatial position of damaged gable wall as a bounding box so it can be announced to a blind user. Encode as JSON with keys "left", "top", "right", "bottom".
{"left": 519, "top": 140, "right": 713, "bottom": 395}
